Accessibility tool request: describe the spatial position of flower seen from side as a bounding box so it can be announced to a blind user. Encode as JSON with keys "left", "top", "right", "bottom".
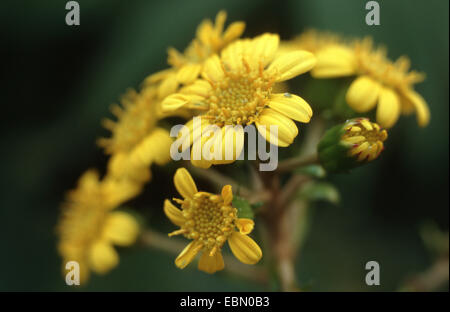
{"left": 57, "top": 170, "right": 140, "bottom": 283}
{"left": 311, "top": 36, "right": 430, "bottom": 128}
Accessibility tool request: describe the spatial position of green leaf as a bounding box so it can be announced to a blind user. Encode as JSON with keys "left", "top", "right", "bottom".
{"left": 299, "top": 181, "right": 340, "bottom": 205}
{"left": 232, "top": 195, "right": 254, "bottom": 219}
{"left": 295, "top": 164, "right": 326, "bottom": 178}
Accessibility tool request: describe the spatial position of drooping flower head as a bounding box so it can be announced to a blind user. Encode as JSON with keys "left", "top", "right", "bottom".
{"left": 98, "top": 87, "right": 173, "bottom": 183}
{"left": 144, "top": 11, "right": 245, "bottom": 99}
{"left": 162, "top": 33, "right": 316, "bottom": 168}
{"left": 164, "top": 168, "right": 261, "bottom": 273}
{"left": 311, "top": 36, "right": 430, "bottom": 128}
{"left": 318, "top": 118, "right": 388, "bottom": 173}
{"left": 57, "top": 170, "right": 140, "bottom": 283}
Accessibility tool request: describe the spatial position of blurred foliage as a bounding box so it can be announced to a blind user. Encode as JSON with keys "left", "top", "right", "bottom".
{"left": 0, "top": 0, "right": 448, "bottom": 291}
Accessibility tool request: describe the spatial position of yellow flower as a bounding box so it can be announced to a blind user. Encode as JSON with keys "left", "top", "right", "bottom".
{"left": 161, "top": 33, "right": 316, "bottom": 168}
{"left": 164, "top": 168, "right": 262, "bottom": 273}
{"left": 144, "top": 10, "right": 245, "bottom": 99}
{"left": 311, "top": 37, "right": 430, "bottom": 128}
{"left": 57, "top": 170, "right": 140, "bottom": 283}
{"left": 98, "top": 87, "right": 173, "bottom": 183}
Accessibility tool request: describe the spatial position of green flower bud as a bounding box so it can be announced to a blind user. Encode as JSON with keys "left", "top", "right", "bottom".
{"left": 318, "top": 118, "right": 388, "bottom": 173}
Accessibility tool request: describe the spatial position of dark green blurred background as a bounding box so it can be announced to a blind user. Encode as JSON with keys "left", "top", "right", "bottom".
{"left": 0, "top": 0, "right": 448, "bottom": 291}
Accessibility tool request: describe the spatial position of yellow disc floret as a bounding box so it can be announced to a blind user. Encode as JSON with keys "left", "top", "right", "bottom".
{"left": 171, "top": 191, "right": 238, "bottom": 254}
{"left": 204, "top": 60, "right": 274, "bottom": 126}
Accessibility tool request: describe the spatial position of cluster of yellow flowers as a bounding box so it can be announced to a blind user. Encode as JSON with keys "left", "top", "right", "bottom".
{"left": 57, "top": 11, "right": 430, "bottom": 283}
{"left": 287, "top": 29, "right": 430, "bottom": 128}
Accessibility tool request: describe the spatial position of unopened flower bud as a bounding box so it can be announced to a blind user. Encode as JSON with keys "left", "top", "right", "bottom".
{"left": 318, "top": 118, "right": 388, "bottom": 173}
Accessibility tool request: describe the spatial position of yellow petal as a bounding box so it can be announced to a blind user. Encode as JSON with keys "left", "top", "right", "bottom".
{"left": 88, "top": 240, "right": 119, "bottom": 274}
{"left": 143, "top": 68, "right": 175, "bottom": 85}
{"left": 202, "top": 54, "right": 225, "bottom": 82}
{"left": 214, "top": 10, "right": 227, "bottom": 34}
{"left": 198, "top": 251, "right": 225, "bottom": 274}
{"left": 221, "top": 185, "right": 233, "bottom": 205}
{"left": 150, "top": 128, "right": 173, "bottom": 165}
{"left": 103, "top": 211, "right": 140, "bottom": 246}
{"left": 346, "top": 76, "right": 381, "bottom": 112}
{"left": 236, "top": 218, "right": 254, "bottom": 235}
{"left": 161, "top": 93, "right": 189, "bottom": 112}
{"left": 228, "top": 232, "right": 262, "bottom": 265}
{"left": 176, "top": 63, "right": 202, "bottom": 84}
{"left": 181, "top": 117, "right": 210, "bottom": 152}
{"left": 250, "top": 33, "right": 279, "bottom": 67}
{"left": 222, "top": 40, "right": 251, "bottom": 71}
{"left": 196, "top": 20, "right": 214, "bottom": 45}
{"left": 268, "top": 51, "right": 316, "bottom": 82}
{"left": 101, "top": 178, "right": 143, "bottom": 208}
{"left": 180, "top": 79, "right": 211, "bottom": 97}
{"left": 190, "top": 157, "right": 213, "bottom": 169}
{"left": 175, "top": 241, "right": 202, "bottom": 269}
{"left": 223, "top": 21, "right": 245, "bottom": 43}
{"left": 349, "top": 141, "right": 370, "bottom": 156}
{"left": 268, "top": 93, "right": 313, "bottom": 122}
{"left": 213, "top": 125, "right": 244, "bottom": 164}
{"left": 402, "top": 89, "right": 430, "bottom": 127}
{"left": 190, "top": 129, "right": 214, "bottom": 168}
{"left": 376, "top": 87, "right": 401, "bottom": 128}
{"left": 174, "top": 168, "right": 198, "bottom": 199}
{"left": 158, "top": 74, "right": 179, "bottom": 99}
{"left": 366, "top": 143, "right": 380, "bottom": 161}
{"left": 164, "top": 199, "right": 185, "bottom": 227}
{"left": 130, "top": 128, "right": 173, "bottom": 167}
{"left": 256, "top": 108, "right": 298, "bottom": 147}
{"left": 311, "top": 45, "right": 356, "bottom": 78}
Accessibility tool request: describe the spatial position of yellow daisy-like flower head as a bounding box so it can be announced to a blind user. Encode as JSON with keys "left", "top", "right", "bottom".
{"left": 164, "top": 168, "right": 262, "bottom": 273}
{"left": 145, "top": 11, "right": 245, "bottom": 99}
{"left": 311, "top": 37, "right": 430, "bottom": 128}
{"left": 57, "top": 170, "right": 140, "bottom": 283}
{"left": 162, "top": 34, "right": 316, "bottom": 167}
{"left": 98, "top": 88, "right": 157, "bottom": 154}
{"left": 98, "top": 87, "right": 173, "bottom": 182}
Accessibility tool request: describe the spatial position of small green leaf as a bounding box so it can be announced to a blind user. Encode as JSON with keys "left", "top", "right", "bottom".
{"left": 299, "top": 181, "right": 340, "bottom": 205}
{"left": 232, "top": 195, "right": 254, "bottom": 219}
{"left": 295, "top": 164, "right": 326, "bottom": 178}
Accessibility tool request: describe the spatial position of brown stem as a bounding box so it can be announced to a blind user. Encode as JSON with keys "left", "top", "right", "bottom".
{"left": 140, "top": 229, "right": 268, "bottom": 284}
{"left": 276, "top": 153, "right": 318, "bottom": 173}
{"left": 279, "top": 175, "right": 310, "bottom": 209}
{"left": 400, "top": 256, "right": 449, "bottom": 292}
{"left": 258, "top": 171, "right": 299, "bottom": 291}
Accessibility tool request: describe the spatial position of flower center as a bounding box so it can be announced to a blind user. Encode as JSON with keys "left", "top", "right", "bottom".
{"left": 181, "top": 193, "right": 237, "bottom": 251}
{"left": 204, "top": 66, "right": 273, "bottom": 126}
